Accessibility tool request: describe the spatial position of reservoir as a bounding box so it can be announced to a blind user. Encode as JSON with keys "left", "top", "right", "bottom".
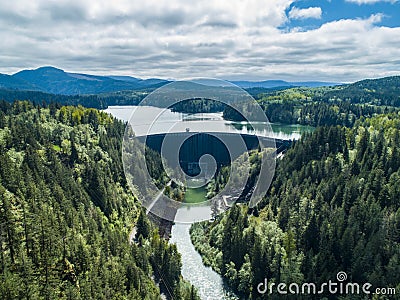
{"left": 104, "top": 105, "right": 313, "bottom": 140}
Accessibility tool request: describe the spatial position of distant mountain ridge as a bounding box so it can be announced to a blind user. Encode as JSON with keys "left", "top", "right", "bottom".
{"left": 0, "top": 73, "right": 41, "bottom": 91}
{"left": 0, "top": 65, "right": 388, "bottom": 96}
{"left": 0, "top": 72, "right": 399, "bottom": 109}
{"left": 10, "top": 66, "right": 169, "bottom": 95}
{"left": 108, "top": 75, "right": 167, "bottom": 87}
{"left": 230, "top": 80, "right": 340, "bottom": 88}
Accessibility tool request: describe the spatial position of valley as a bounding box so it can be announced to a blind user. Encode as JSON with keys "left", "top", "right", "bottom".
{"left": 1, "top": 75, "right": 400, "bottom": 299}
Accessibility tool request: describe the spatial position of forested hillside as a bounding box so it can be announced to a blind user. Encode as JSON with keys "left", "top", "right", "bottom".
{"left": 319, "top": 76, "right": 400, "bottom": 106}
{"left": 164, "top": 77, "right": 400, "bottom": 128}
{"left": 222, "top": 77, "right": 400, "bottom": 127}
{"left": 0, "top": 89, "right": 148, "bottom": 109}
{"left": 0, "top": 101, "right": 198, "bottom": 299}
{"left": 191, "top": 114, "right": 400, "bottom": 299}
{"left": 224, "top": 85, "right": 398, "bottom": 127}
{"left": 1, "top": 76, "right": 400, "bottom": 127}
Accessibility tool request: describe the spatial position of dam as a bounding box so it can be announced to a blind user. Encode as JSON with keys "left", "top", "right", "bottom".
{"left": 138, "top": 131, "right": 291, "bottom": 176}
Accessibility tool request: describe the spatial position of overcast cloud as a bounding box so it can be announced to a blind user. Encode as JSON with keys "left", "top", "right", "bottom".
{"left": 345, "top": 0, "right": 398, "bottom": 4}
{"left": 289, "top": 7, "right": 322, "bottom": 20}
{"left": 0, "top": 0, "right": 399, "bottom": 82}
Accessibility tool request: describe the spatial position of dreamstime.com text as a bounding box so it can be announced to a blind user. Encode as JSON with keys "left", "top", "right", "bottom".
{"left": 257, "top": 272, "right": 397, "bottom": 296}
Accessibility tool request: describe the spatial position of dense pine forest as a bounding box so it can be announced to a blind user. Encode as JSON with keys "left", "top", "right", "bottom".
{"left": 224, "top": 80, "right": 400, "bottom": 127}
{"left": 152, "top": 76, "right": 400, "bottom": 128}
{"left": 1, "top": 75, "right": 400, "bottom": 300}
{"left": 0, "top": 89, "right": 148, "bottom": 109}
{"left": 191, "top": 114, "right": 400, "bottom": 298}
{"left": 0, "top": 101, "right": 199, "bottom": 299}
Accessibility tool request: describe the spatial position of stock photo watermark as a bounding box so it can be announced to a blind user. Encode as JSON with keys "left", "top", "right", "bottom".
{"left": 257, "top": 271, "right": 397, "bottom": 296}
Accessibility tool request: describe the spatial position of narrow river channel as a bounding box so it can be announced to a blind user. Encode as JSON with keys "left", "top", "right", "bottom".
{"left": 170, "top": 223, "right": 238, "bottom": 300}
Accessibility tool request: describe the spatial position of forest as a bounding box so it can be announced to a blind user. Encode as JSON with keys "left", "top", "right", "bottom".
{"left": 0, "top": 101, "right": 199, "bottom": 299}
{"left": 191, "top": 114, "right": 400, "bottom": 298}
{"left": 1, "top": 75, "right": 400, "bottom": 300}
{"left": 162, "top": 76, "right": 400, "bottom": 129}
{"left": 0, "top": 89, "right": 148, "bottom": 109}
{"left": 224, "top": 85, "right": 399, "bottom": 127}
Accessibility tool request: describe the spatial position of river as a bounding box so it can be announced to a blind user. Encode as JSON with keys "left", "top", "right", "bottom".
{"left": 170, "top": 224, "right": 238, "bottom": 300}
{"left": 105, "top": 105, "right": 312, "bottom": 300}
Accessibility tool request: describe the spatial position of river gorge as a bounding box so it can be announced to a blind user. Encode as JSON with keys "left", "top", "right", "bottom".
{"left": 106, "top": 105, "right": 312, "bottom": 300}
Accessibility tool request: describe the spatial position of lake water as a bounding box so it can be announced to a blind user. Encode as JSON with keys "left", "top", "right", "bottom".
{"left": 104, "top": 105, "right": 313, "bottom": 140}
{"left": 105, "top": 105, "right": 312, "bottom": 300}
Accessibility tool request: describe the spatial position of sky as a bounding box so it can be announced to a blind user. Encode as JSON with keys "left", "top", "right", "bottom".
{"left": 0, "top": 0, "right": 400, "bottom": 82}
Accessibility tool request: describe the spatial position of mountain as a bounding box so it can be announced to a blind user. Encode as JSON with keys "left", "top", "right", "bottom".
{"left": 108, "top": 75, "right": 169, "bottom": 88}
{"left": 0, "top": 65, "right": 390, "bottom": 96}
{"left": 108, "top": 75, "right": 142, "bottom": 83}
{"left": 12, "top": 66, "right": 143, "bottom": 95}
{"left": 230, "top": 80, "right": 294, "bottom": 89}
{"left": 348, "top": 76, "right": 400, "bottom": 93}
{"left": 140, "top": 78, "right": 170, "bottom": 87}
{"left": 231, "top": 80, "right": 340, "bottom": 89}
{"left": 0, "top": 73, "right": 42, "bottom": 91}
{"left": 11, "top": 66, "right": 169, "bottom": 95}
{"left": 319, "top": 76, "right": 400, "bottom": 106}
{"left": 291, "top": 81, "right": 341, "bottom": 87}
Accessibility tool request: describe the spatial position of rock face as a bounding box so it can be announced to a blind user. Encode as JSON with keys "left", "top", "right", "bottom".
{"left": 149, "top": 212, "right": 174, "bottom": 240}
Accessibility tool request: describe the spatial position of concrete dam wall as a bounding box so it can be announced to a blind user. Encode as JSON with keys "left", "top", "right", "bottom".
{"left": 138, "top": 132, "right": 290, "bottom": 176}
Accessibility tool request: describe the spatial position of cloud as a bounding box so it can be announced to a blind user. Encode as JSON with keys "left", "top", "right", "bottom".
{"left": 346, "top": 0, "right": 398, "bottom": 4}
{"left": 289, "top": 7, "right": 322, "bottom": 20}
{"left": 0, "top": 0, "right": 399, "bottom": 82}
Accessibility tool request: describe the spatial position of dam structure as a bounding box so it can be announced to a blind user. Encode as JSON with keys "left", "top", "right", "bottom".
{"left": 138, "top": 131, "right": 291, "bottom": 177}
